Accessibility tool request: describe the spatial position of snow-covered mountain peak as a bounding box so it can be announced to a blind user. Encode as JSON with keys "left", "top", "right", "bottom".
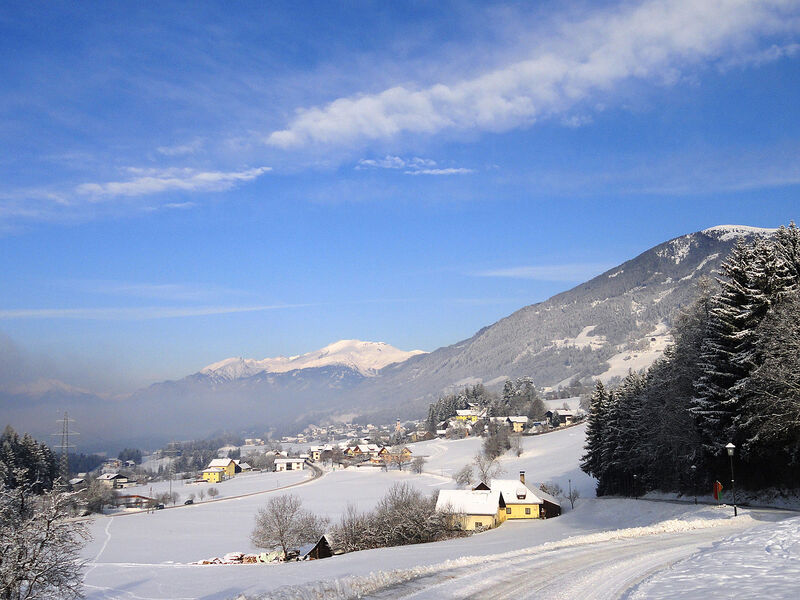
{"left": 200, "top": 340, "right": 426, "bottom": 381}
{"left": 701, "top": 225, "right": 777, "bottom": 242}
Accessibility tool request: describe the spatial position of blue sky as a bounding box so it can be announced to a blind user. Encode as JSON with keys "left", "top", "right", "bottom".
{"left": 1, "top": 0, "right": 799, "bottom": 393}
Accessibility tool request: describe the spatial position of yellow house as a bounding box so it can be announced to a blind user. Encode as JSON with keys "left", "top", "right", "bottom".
{"left": 454, "top": 409, "right": 484, "bottom": 423}
{"left": 435, "top": 489, "right": 507, "bottom": 530}
{"left": 207, "top": 458, "right": 236, "bottom": 479}
{"left": 507, "top": 416, "right": 528, "bottom": 433}
{"left": 201, "top": 467, "right": 224, "bottom": 483}
{"left": 475, "top": 471, "right": 562, "bottom": 519}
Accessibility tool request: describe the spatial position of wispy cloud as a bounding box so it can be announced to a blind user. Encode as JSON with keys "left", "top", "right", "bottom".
{"left": 0, "top": 303, "right": 314, "bottom": 321}
{"left": 356, "top": 155, "right": 473, "bottom": 175}
{"left": 475, "top": 263, "right": 614, "bottom": 282}
{"left": 76, "top": 166, "right": 271, "bottom": 199}
{"left": 69, "top": 280, "right": 245, "bottom": 302}
{"left": 156, "top": 139, "right": 205, "bottom": 156}
{"left": 267, "top": 0, "right": 799, "bottom": 149}
{"left": 405, "top": 168, "right": 474, "bottom": 176}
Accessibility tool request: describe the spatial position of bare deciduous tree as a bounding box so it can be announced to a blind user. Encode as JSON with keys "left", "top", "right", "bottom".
{"left": 411, "top": 457, "right": 426, "bottom": 474}
{"left": 84, "top": 479, "right": 116, "bottom": 514}
{"left": 510, "top": 435, "right": 523, "bottom": 457}
{"left": 251, "top": 494, "right": 328, "bottom": 559}
{"left": 567, "top": 487, "right": 580, "bottom": 509}
{"left": 334, "top": 503, "right": 369, "bottom": 553}
{"left": 197, "top": 489, "right": 206, "bottom": 501}
{"left": 454, "top": 465, "right": 475, "bottom": 488}
{"left": 0, "top": 483, "right": 90, "bottom": 600}
{"left": 473, "top": 453, "right": 504, "bottom": 486}
{"left": 207, "top": 487, "right": 219, "bottom": 498}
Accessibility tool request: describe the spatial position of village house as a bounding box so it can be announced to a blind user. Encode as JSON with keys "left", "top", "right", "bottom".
{"left": 435, "top": 489, "right": 507, "bottom": 530}
{"left": 201, "top": 467, "right": 224, "bottom": 483}
{"left": 472, "top": 471, "right": 560, "bottom": 519}
{"left": 274, "top": 457, "right": 305, "bottom": 471}
{"left": 101, "top": 458, "right": 122, "bottom": 474}
{"left": 113, "top": 494, "right": 155, "bottom": 509}
{"left": 206, "top": 458, "right": 237, "bottom": 478}
{"left": 507, "top": 416, "right": 529, "bottom": 433}
{"left": 96, "top": 472, "right": 130, "bottom": 489}
{"left": 454, "top": 408, "right": 486, "bottom": 423}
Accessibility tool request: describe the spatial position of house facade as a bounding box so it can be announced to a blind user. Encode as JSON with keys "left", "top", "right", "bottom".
{"left": 207, "top": 458, "right": 237, "bottom": 478}
{"left": 202, "top": 467, "right": 224, "bottom": 483}
{"left": 275, "top": 458, "right": 305, "bottom": 471}
{"left": 435, "top": 489, "right": 507, "bottom": 530}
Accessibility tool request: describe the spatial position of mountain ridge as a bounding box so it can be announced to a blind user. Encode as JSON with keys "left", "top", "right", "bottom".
{"left": 2, "top": 224, "right": 780, "bottom": 448}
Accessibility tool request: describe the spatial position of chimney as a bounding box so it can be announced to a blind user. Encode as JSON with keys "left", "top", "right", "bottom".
{"left": 519, "top": 470, "right": 525, "bottom": 484}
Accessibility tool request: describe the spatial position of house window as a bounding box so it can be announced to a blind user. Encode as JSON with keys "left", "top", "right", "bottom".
{"left": 506, "top": 508, "right": 512, "bottom": 514}
{"left": 475, "top": 521, "right": 482, "bottom": 527}
{"left": 525, "top": 507, "right": 531, "bottom": 515}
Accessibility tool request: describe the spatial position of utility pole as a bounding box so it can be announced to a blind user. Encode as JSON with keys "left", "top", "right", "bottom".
{"left": 53, "top": 412, "right": 78, "bottom": 487}
{"left": 164, "top": 442, "right": 179, "bottom": 505}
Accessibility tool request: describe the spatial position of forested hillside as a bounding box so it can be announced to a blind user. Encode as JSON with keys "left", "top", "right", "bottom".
{"left": 581, "top": 223, "right": 800, "bottom": 494}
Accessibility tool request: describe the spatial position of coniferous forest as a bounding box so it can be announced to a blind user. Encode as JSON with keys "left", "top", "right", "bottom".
{"left": 581, "top": 223, "right": 800, "bottom": 496}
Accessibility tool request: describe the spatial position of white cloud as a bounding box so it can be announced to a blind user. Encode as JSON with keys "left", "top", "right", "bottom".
{"left": 357, "top": 155, "right": 437, "bottom": 170}
{"left": 476, "top": 263, "right": 614, "bottom": 282}
{"left": 70, "top": 280, "right": 244, "bottom": 302}
{"left": 267, "top": 0, "right": 800, "bottom": 149}
{"left": 76, "top": 166, "right": 271, "bottom": 199}
{"left": 356, "top": 155, "right": 471, "bottom": 175}
{"left": 156, "top": 139, "right": 204, "bottom": 156}
{"left": 405, "top": 168, "right": 474, "bottom": 176}
{"left": 0, "top": 303, "right": 314, "bottom": 321}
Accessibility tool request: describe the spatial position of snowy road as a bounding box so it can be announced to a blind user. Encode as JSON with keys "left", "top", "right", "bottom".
{"left": 353, "top": 508, "right": 790, "bottom": 600}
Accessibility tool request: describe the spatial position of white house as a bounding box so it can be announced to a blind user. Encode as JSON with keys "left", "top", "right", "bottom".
{"left": 274, "top": 457, "right": 305, "bottom": 472}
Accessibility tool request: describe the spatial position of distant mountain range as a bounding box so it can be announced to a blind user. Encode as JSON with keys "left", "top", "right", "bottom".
{"left": 1, "top": 225, "right": 776, "bottom": 450}
{"left": 199, "top": 339, "right": 426, "bottom": 382}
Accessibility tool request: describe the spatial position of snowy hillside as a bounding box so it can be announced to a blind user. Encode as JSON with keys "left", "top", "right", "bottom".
{"left": 346, "top": 224, "right": 776, "bottom": 422}
{"left": 79, "top": 424, "right": 794, "bottom": 600}
{"left": 200, "top": 339, "right": 426, "bottom": 381}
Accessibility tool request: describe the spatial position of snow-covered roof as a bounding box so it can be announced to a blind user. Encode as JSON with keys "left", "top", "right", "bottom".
{"left": 456, "top": 409, "right": 483, "bottom": 417}
{"left": 534, "top": 485, "right": 561, "bottom": 507}
{"left": 97, "top": 473, "right": 124, "bottom": 480}
{"left": 436, "top": 489, "right": 503, "bottom": 515}
{"left": 202, "top": 467, "right": 224, "bottom": 473}
{"left": 208, "top": 458, "right": 235, "bottom": 468}
{"left": 275, "top": 457, "right": 304, "bottom": 463}
{"left": 508, "top": 416, "right": 529, "bottom": 423}
{"left": 483, "top": 479, "right": 542, "bottom": 505}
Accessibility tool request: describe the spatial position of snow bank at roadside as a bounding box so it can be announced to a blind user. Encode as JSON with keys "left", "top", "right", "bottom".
{"left": 628, "top": 516, "right": 800, "bottom": 599}
{"left": 249, "top": 506, "right": 751, "bottom": 600}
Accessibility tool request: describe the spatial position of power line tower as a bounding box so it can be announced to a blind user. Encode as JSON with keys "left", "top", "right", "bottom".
{"left": 53, "top": 412, "right": 78, "bottom": 486}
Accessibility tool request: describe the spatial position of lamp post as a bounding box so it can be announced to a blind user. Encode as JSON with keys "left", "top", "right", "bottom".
{"left": 690, "top": 465, "right": 697, "bottom": 504}
{"left": 725, "top": 443, "right": 738, "bottom": 517}
{"left": 632, "top": 474, "right": 638, "bottom": 498}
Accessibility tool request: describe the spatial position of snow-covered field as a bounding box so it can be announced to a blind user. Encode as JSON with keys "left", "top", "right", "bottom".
{"left": 80, "top": 424, "right": 797, "bottom": 599}
{"left": 118, "top": 468, "right": 310, "bottom": 503}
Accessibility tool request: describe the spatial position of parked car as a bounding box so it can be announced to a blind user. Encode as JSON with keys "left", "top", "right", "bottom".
{"left": 184, "top": 499, "right": 194, "bottom": 505}
{"left": 156, "top": 504, "right": 165, "bottom": 510}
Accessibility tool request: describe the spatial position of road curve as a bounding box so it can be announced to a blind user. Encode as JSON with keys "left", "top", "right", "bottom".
{"left": 363, "top": 509, "right": 788, "bottom": 600}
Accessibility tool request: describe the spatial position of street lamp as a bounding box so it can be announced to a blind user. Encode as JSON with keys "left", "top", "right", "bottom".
{"left": 690, "top": 465, "right": 697, "bottom": 504}
{"left": 725, "top": 443, "right": 738, "bottom": 517}
{"left": 632, "top": 474, "right": 638, "bottom": 498}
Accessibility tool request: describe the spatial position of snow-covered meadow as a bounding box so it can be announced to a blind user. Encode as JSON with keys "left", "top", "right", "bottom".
{"left": 80, "top": 424, "right": 797, "bottom": 599}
